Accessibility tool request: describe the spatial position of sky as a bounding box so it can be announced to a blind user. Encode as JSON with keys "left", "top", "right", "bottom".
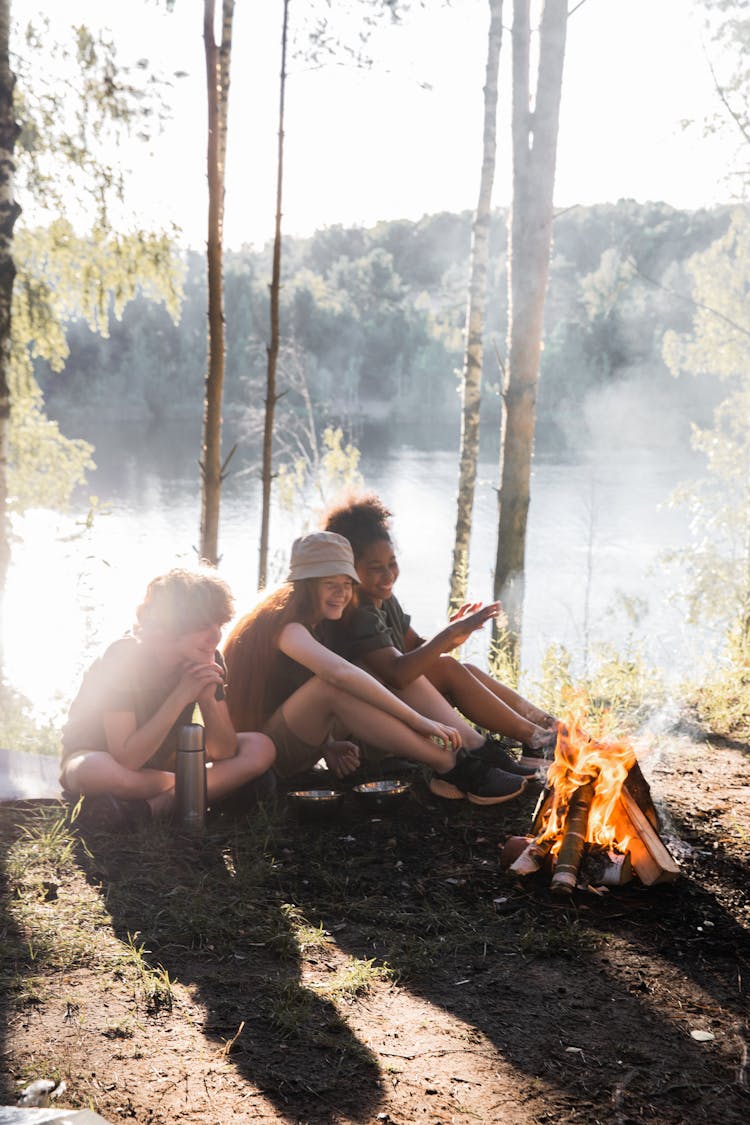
{"left": 15, "top": 0, "right": 739, "bottom": 249}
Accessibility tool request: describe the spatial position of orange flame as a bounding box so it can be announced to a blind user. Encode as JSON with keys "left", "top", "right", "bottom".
{"left": 536, "top": 694, "right": 636, "bottom": 856}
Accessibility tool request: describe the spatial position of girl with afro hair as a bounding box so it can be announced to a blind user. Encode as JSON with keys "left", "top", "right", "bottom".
{"left": 322, "top": 491, "right": 558, "bottom": 771}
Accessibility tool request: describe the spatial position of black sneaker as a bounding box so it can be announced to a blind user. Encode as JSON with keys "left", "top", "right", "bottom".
{"left": 429, "top": 750, "right": 527, "bottom": 805}
{"left": 520, "top": 731, "right": 558, "bottom": 762}
{"left": 470, "top": 738, "right": 541, "bottom": 778}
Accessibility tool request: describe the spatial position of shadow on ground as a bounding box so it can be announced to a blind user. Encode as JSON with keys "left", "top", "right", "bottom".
{"left": 1, "top": 742, "right": 749, "bottom": 1123}
{"left": 76, "top": 760, "right": 750, "bottom": 1123}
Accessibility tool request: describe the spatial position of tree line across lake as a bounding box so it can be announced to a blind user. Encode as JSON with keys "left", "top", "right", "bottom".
{"left": 39, "top": 198, "right": 733, "bottom": 459}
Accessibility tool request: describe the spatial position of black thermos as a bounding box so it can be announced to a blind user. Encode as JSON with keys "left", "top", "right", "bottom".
{"left": 175, "top": 723, "right": 207, "bottom": 833}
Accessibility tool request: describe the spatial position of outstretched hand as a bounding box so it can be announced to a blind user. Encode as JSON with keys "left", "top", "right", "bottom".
{"left": 449, "top": 601, "right": 484, "bottom": 622}
{"left": 444, "top": 601, "right": 502, "bottom": 648}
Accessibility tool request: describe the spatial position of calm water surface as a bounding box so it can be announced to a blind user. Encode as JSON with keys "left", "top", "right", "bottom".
{"left": 6, "top": 434, "right": 711, "bottom": 724}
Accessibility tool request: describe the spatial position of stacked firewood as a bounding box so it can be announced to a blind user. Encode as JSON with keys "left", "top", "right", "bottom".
{"left": 501, "top": 755, "right": 679, "bottom": 893}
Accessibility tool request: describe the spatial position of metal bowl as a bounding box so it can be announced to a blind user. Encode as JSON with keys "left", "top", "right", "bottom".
{"left": 353, "top": 779, "right": 412, "bottom": 810}
{"left": 287, "top": 788, "right": 345, "bottom": 816}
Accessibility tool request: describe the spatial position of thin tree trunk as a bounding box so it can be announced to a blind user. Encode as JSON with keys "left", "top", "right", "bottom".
{"left": 449, "top": 0, "right": 503, "bottom": 610}
{"left": 200, "top": 0, "right": 235, "bottom": 565}
{"left": 258, "top": 0, "right": 289, "bottom": 590}
{"left": 493, "top": 0, "right": 567, "bottom": 665}
{"left": 0, "top": 0, "right": 20, "bottom": 677}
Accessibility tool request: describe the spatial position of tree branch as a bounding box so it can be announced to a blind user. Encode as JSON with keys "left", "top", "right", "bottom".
{"left": 704, "top": 46, "right": 750, "bottom": 150}
{"left": 626, "top": 254, "right": 750, "bottom": 341}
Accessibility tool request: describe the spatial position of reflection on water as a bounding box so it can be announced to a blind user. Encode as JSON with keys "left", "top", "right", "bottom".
{"left": 4, "top": 434, "right": 714, "bottom": 725}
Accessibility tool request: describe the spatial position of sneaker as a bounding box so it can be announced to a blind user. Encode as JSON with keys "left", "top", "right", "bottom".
{"left": 470, "top": 738, "right": 541, "bottom": 778}
{"left": 520, "top": 730, "right": 558, "bottom": 762}
{"left": 429, "top": 750, "right": 527, "bottom": 805}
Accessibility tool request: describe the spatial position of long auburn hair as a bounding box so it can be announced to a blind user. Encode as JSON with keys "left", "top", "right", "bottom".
{"left": 222, "top": 579, "right": 321, "bottom": 732}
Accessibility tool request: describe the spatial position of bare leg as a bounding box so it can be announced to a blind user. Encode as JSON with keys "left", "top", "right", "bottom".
{"left": 280, "top": 678, "right": 459, "bottom": 773}
{"left": 426, "top": 656, "right": 554, "bottom": 748}
{"left": 396, "top": 677, "right": 485, "bottom": 751}
{"left": 62, "top": 733, "right": 276, "bottom": 817}
{"left": 205, "top": 732, "right": 276, "bottom": 802}
{"left": 463, "top": 661, "right": 557, "bottom": 728}
{"left": 61, "top": 751, "right": 175, "bottom": 812}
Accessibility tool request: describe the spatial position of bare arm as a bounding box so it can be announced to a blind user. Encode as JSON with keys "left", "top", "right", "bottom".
{"left": 102, "top": 661, "right": 226, "bottom": 770}
{"left": 278, "top": 623, "right": 461, "bottom": 748}
{"left": 197, "top": 689, "right": 240, "bottom": 761}
{"left": 363, "top": 603, "right": 501, "bottom": 689}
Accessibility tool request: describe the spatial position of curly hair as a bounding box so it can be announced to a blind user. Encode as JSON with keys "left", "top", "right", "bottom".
{"left": 321, "top": 490, "right": 393, "bottom": 561}
{"left": 135, "top": 568, "right": 234, "bottom": 637}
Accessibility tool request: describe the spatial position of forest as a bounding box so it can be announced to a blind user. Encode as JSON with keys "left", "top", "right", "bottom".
{"left": 38, "top": 199, "right": 732, "bottom": 459}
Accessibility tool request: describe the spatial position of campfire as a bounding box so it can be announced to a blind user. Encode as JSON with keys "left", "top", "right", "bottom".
{"left": 502, "top": 703, "right": 679, "bottom": 893}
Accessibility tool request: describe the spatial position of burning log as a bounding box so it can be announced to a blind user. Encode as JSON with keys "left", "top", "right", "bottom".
{"left": 532, "top": 787, "right": 554, "bottom": 836}
{"left": 615, "top": 788, "right": 679, "bottom": 885}
{"left": 549, "top": 782, "right": 595, "bottom": 895}
{"left": 507, "top": 702, "right": 680, "bottom": 893}
{"left": 499, "top": 835, "right": 533, "bottom": 868}
{"left": 579, "top": 845, "right": 633, "bottom": 887}
{"left": 507, "top": 837, "right": 553, "bottom": 876}
{"left": 623, "top": 758, "right": 661, "bottom": 832}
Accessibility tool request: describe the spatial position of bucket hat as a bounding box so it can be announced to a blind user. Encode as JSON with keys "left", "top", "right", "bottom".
{"left": 286, "top": 532, "right": 360, "bottom": 583}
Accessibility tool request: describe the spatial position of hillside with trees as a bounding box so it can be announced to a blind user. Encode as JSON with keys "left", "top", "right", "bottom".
{"left": 36, "top": 200, "right": 733, "bottom": 465}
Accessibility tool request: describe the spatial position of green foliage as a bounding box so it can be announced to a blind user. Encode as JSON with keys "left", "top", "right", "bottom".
{"left": 277, "top": 425, "right": 363, "bottom": 522}
{"left": 685, "top": 623, "right": 750, "bottom": 740}
{"left": 121, "top": 933, "right": 174, "bottom": 1014}
{"left": 8, "top": 389, "right": 94, "bottom": 511}
{"left": 311, "top": 956, "right": 394, "bottom": 1001}
{"left": 15, "top": 221, "right": 181, "bottom": 353}
{"left": 662, "top": 209, "right": 750, "bottom": 648}
{"left": 14, "top": 17, "right": 173, "bottom": 227}
{"left": 700, "top": 1, "right": 750, "bottom": 191}
{"left": 526, "top": 642, "right": 574, "bottom": 717}
{"left": 578, "top": 645, "right": 666, "bottom": 728}
{"left": 514, "top": 639, "right": 665, "bottom": 731}
{"left": 42, "top": 202, "right": 734, "bottom": 453}
{"left": 487, "top": 629, "right": 521, "bottom": 692}
{"left": 0, "top": 683, "right": 59, "bottom": 755}
{"left": 7, "top": 16, "right": 183, "bottom": 516}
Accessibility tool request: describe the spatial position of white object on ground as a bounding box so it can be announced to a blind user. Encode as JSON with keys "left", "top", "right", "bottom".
{"left": 0, "top": 747, "right": 61, "bottom": 800}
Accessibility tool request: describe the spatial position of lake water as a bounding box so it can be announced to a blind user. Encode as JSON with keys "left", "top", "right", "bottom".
{"left": 4, "top": 429, "right": 714, "bottom": 725}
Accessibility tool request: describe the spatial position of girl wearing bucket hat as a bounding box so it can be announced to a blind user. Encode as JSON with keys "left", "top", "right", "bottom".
{"left": 223, "top": 532, "right": 526, "bottom": 804}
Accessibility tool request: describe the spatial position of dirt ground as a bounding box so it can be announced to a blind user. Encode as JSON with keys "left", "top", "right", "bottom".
{"left": 1, "top": 731, "right": 749, "bottom": 1124}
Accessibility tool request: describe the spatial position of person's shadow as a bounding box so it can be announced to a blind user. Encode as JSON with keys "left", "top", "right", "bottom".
{"left": 74, "top": 801, "right": 384, "bottom": 1122}
{"left": 4, "top": 774, "right": 749, "bottom": 1123}
{"left": 272, "top": 780, "right": 750, "bottom": 1123}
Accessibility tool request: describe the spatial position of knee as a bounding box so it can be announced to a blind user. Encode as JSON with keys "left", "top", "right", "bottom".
{"left": 437, "top": 654, "right": 462, "bottom": 685}
{"left": 60, "top": 752, "right": 104, "bottom": 796}
{"left": 237, "top": 731, "right": 276, "bottom": 775}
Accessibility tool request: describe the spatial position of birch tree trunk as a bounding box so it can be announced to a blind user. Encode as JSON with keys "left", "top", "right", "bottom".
{"left": 493, "top": 0, "right": 567, "bottom": 665}
{"left": 449, "top": 0, "right": 503, "bottom": 610}
{"left": 0, "top": 0, "right": 20, "bottom": 674}
{"left": 257, "top": 0, "right": 289, "bottom": 590}
{"left": 200, "top": 0, "right": 235, "bottom": 565}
